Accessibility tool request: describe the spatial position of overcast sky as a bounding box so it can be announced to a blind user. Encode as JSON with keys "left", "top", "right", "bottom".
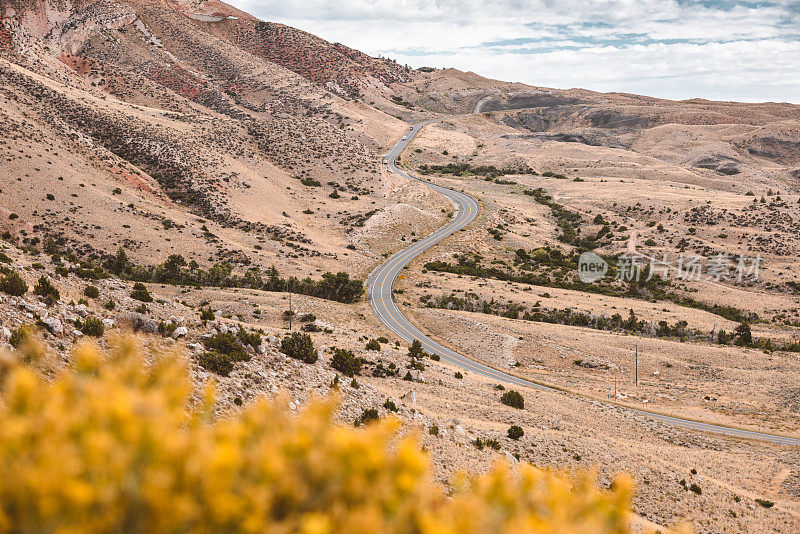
{"left": 227, "top": 0, "right": 800, "bottom": 103}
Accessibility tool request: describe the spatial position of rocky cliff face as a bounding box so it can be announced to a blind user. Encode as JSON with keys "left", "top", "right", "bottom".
{"left": 0, "top": 18, "right": 12, "bottom": 51}
{"left": 44, "top": 0, "right": 136, "bottom": 55}
{"left": 1, "top": 0, "right": 135, "bottom": 57}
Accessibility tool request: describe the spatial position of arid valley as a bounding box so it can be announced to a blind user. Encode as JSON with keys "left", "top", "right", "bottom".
{"left": 2, "top": 1, "right": 800, "bottom": 532}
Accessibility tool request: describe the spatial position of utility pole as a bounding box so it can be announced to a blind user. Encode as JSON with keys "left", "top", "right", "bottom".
{"left": 286, "top": 280, "right": 293, "bottom": 331}
{"left": 635, "top": 343, "right": 639, "bottom": 386}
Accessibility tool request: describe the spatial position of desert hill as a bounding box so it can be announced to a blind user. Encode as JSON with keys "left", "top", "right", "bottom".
{"left": 0, "top": 0, "right": 447, "bottom": 280}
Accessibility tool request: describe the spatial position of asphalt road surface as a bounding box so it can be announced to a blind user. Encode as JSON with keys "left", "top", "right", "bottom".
{"left": 367, "top": 116, "right": 800, "bottom": 447}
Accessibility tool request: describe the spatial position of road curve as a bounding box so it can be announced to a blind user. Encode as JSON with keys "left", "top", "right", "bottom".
{"left": 366, "top": 116, "right": 800, "bottom": 447}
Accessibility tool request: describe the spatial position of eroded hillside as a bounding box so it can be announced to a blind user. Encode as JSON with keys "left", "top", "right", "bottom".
{"left": 0, "top": 0, "right": 446, "bottom": 280}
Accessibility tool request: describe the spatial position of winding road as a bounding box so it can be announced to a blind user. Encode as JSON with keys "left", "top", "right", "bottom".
{"left": 366, "top": 115, "right": 800, "bottom": 447}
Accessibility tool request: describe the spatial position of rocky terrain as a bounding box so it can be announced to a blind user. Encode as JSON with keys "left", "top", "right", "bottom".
{"left": 2, "top": 0, "right": 800, "bottom": 532}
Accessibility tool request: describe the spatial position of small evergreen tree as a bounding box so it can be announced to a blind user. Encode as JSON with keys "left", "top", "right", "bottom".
{"left": 33, "top": 276, "right": 59, "bottom": 304}
{"left": 0, "top": 269, "right": 27, "bottom": 296}
{"left": 734, "top": 322, "right": 752, "bottom": 347}
{"left": 80, "top": 317, "right": 105, "bottom": 337}
{"left": 330, "top": 348, "right": 362, "bottom": 377}
{"left": 109, "top": 247, "right": 130, "bottom": 275}
{"left": 280, "top": 332, "right": 318, "bottom": 364}
{"left": 130, "top": 282, "right": 153, "bottom": 303}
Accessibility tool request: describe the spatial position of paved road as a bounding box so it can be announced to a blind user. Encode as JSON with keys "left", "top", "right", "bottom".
{"left": 366, "top": 116, "right": 800, "bottom": 447}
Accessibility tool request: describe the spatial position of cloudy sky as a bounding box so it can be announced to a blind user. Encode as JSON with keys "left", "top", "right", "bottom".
{"left": 228, "top": 0, "right": 800, "bottom": 103}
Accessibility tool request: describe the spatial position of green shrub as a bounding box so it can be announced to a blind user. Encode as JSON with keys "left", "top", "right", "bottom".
{"left": 158, "top": 321, "right": 177, "bottom": 337}
{"left": 454, "top": 372, "right": 463, "bottom": 379}
{"left": 81, "top": 317, "right": 105, "bottom": 337}
{"left": 33, "top": 276, "right": 59, "bottom": 304}
{"left": 9, "top": 327, "right": 26, "bottom": 349}
{"left": 429, "top": 424, "right": 439, "bottom": 436}
{"left": 237, "top": 327, "right": 262, "bottom": 349}
{"left": 501, "top": 390, "right": 525, "bottom": 409}
{"left": 485, "top": 439, "right": 501, "bottom": 450}
{"left": 409, "top": 358, "right": 425, "bottom": 371}
{"left": 299, "top": 313, "right": 316, "bottom": 322}
{"left": 280, "top": 332, "right": 318, "bottom": 364}
{"left": 199, "top": 307, "right": 215, "bottom": 321}
{"left": 383, "top": 400, "right": 398, "bottom": 412}
{"left": 203, "top": 332, "right": 249, "bottom": 362}
{"left": 197, "top": 351, "right": 235, "bottom": 376}
{"left": 508, "top": 425, "right": 524, "bottom": 440}
{"left": 365, "top": 339, "right": 381, "bottom": 351}
{"left": 689, "top": 483, "right": 702, "bottom": 495}
{"left": 359, "top": 409, "right": 379, "bottom": 425}
{"left": 377, "top": 336, "right": 389, "bottom": 344}
{"left": 83, "top": 285, "right": 100, "bottom": 299}
{"left": 0, "top": 269, "right": 27, "bottom": 296}
{"left": 330, "top": 348, "right": 362, "bottom": 377}
{"left": 130, "top": 282, "right": 153, "bottom": 303}
{"left": 755, "top": 498, "right": 774, "bottom": 508}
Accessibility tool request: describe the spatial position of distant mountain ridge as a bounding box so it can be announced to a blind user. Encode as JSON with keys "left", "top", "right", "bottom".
{"left": 0, "top": 0, "right": 411, "bottom": 99}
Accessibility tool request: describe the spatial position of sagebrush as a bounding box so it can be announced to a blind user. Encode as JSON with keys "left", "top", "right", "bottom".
{"left": 0, "top": 338, "right": 633, "bottom": 533}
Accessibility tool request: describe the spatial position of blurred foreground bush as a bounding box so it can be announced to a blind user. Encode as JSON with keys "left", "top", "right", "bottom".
{"left": 0, "top": 337, "right": 633, "bottom": 533}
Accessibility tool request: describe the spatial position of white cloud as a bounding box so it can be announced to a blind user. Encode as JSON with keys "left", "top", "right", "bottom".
{"left": 226, "top": 0, "right": 800, "bottom": 102}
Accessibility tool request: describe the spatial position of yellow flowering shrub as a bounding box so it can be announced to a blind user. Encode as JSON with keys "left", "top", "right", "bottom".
{"left": 0, "top": 337, "right": 634, "bottom": 533}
